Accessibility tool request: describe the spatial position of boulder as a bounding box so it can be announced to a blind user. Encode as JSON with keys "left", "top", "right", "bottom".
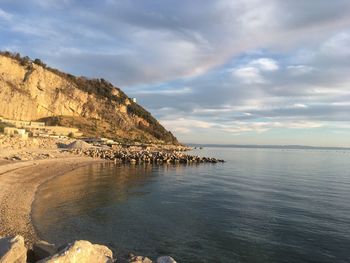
{"left": 0, "top": 235, "right": 27, "bottom": 263}
{"left": 66, "top": 140, "right": 93, "bottom": 150}
{"left": 156, "top": 256, "right": 177, "bottom": 263}
{"left": 32, "top": 240, "right": 57, "bottom": 261}
{"left": 128, "top": 255, "right": 153, "bottom": 263}
{"left": 38, "top": 240, "right": 113, "bottom": 263}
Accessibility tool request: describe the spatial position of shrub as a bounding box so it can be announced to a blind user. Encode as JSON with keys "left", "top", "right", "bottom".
{"left": 33, "top": 58, "right": 46, "bottom": 67}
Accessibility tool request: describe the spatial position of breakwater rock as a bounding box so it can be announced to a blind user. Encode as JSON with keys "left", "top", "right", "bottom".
{"left": 0, "top": 235, "right": 177, "bottom": 263}
{"left": 68, "top": 148, "right": 225, "bottom": 164}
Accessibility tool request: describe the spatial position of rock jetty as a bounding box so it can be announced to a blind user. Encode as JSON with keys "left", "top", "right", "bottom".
{"left": 0, "top": 235, "right": 177, "bottom": 263}
{"left": 69, "top": 148, "right": 225, "bottom": 164}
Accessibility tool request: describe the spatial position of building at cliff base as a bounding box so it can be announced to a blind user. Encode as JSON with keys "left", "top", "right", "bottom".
{"left": 4, "top": 127, "right": 29, "bottom": 140}
{"left": 0, "top": 117, "right": 82, "bottom": 138}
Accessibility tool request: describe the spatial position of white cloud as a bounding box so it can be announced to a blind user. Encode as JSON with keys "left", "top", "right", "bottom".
{"left": 193, "top": 108, "right": 232, "bottom": 113}
{"left": 0, "top": 8, "right": 12, "bottom": 21}
{"left": 250, "top": 58, "right": 279, "bottom": 71}
{"left": 320, "top": 31, "right": 350, "bottom": 56}
{"left": 232, "top": 57, "right": 278, "bottom": 84}
{"left": 133, "top": 87, "right": 192, "bottom": 95}
{"left": 219, "top": 120, "right": 324, "bottom": 135}
{"left": 161, "top": 118, "right": 214, "bottom": 134}
{"left": 287, "top": 65, "right": 314, "bottom": 75}
{"left": 293, "top": 103, "right": 308, "bottom": 109}
{"left": 32, "top": 0, "right": 72, "bottom": 9}
{"left": 233, "top": 66, "right": 265, "bottom": 83}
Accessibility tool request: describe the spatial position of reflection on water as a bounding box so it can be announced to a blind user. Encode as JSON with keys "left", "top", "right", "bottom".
{"left": 32, "top": 148, "right": 350, "bottom": 263}
{"left": 33, "top": 164, "right": 155, "bottom": 226}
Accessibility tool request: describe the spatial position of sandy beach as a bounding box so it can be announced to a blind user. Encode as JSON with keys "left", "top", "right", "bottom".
{"left": 0, "top": 156, "right": 105, "bottom": 247}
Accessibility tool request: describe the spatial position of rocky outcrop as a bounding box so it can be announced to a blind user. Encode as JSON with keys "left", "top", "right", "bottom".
{"left": 128, "top": 255, "right": 153, "bottom": 263}
{"left": 0, "top": 53, "right": 178, "bottom": 144}
{"left": 37, "top": 240, "right": 113, "bottom": 263}
{"left": 126, "top": 255, "right": 177, "bottom": 263}
{"left": 156, "top": 256, "right": 177, "bottom": 263}
{"left": 69, "top": 147, "right": 225, "bottom": 164}
{"left": 0, "top": 235, "right": 27, "bottom": 263}
{"left": 0, "top": 235, "right": 178, "bottom": 263}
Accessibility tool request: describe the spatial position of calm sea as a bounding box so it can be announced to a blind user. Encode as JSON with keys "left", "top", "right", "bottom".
{"left": 32, "top": 147, "right": 350, "bottom": 262}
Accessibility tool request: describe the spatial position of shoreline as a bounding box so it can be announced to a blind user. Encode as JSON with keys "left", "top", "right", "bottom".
{"left": 0, "top": 136, "right": 218, "bottom": 261}
{"left": 0, "top": 156, "right": 106, "bottom": 247}
{"left": 0, "top": 136, "right": 221, "bottom": 247}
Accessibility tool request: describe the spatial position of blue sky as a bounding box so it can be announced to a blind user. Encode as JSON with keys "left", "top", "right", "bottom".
{"left": 1, "top": 0, "right": 350, "bottom": 146}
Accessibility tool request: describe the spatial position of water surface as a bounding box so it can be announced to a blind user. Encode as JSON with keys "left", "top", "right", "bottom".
{"left": 32, "top": 148, "right": 350, "bottom": 262}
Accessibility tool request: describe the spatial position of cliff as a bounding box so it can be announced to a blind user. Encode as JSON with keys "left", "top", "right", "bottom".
{"left": 0, "top": 52, "right": 178, "bottom": 144}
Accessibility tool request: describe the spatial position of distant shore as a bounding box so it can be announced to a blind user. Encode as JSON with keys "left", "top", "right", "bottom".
{"left": 188, "top": 143, "right": 350, "bottom": 151}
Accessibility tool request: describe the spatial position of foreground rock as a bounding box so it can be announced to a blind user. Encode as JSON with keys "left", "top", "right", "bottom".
{"left": 127, "top": 255, "right": 177, "bottom": 263}
{"left": 37, "top": 240, "right": 113, "bottom": 263}
{"left": 0, "top": 235, "right": 27, "bottom": 263}
{"left": 32, "top": 240, "right": 57, "bottom": 261}
{"left": 128, "top": 255, "right": 153, "bottom": 263}
{"left": 0, "top": 235, "right": 178, "bottom": 263}
{"left": 156, "top": 256, "right": 177, "bottom": 263}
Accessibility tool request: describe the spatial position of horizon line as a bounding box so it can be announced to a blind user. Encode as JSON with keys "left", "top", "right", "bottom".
{"left": 184, "top": 143, "right": 350, "bottom": 150}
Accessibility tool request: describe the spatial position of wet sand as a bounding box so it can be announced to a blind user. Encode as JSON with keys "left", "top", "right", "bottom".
{"left": 0, "top": 156, "right": 105, "bottom": 247}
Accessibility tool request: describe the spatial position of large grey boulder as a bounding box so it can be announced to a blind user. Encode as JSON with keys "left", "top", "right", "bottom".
{"left": 156, "top": 256, "right": 177, "bottom": 263}
{"left": 0, "top": 235, "right": 27, "bottom": 263}
{"left": 38, "top": 240, "right": 113, "bottom": 263}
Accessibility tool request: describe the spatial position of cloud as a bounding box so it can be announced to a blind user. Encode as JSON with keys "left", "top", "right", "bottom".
{"left": 250, "top": 58, "right": 279, "bottom": 71}
{"left": 132, "top": 86, "right": 192, "bottom": 95}
{"left": 320, "top": 31, "right": 350, "bottom": 57}
{"left": 233, "top": 66, "right": 265, "bottom": 84}
{"left": 232, "top": 57, "right": 278, "bottom": 83}
{"left": 293, "top": 103, "right": 308, "bottom": 109}
{"left": 1, "top": 0, "right": 350, "bottom": 145}
{"left": 2, "top": 0, "right": 349, "bottom": 86}
{"left": 161, "top": 118, "right": 214, "bottom": 134}
{"left": 160, "top": 117, "right": 325, "bottom": 137}
{"left": 0, "top": 8, "right": 12, "bottom": 21}
{"left": 287, "top": 65, "right": 314, "bottom": 75}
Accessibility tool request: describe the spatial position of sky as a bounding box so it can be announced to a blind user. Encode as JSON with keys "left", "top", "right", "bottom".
{"left": 1, "top": 0, "right": 350, "bottom": 146}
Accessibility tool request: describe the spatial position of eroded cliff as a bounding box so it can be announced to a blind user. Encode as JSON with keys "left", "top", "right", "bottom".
{"left": 0, "top": 52, "right": 178, "bottom": 144}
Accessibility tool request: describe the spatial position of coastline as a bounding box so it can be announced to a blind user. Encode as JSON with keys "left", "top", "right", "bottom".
{"left": 0, "top": 156, "right": 106, "bottom": 247}
{"left": 0, "top": 136, "right": 215, "bottom": 262}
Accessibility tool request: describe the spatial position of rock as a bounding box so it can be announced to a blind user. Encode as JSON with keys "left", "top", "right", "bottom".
{"left": 128, "top": 255, "right": 153, "bottom": 263}
{"left": 0, "top": 235, "right": 27, "bottom": 263}
{"left": 156, "top": 256, "right": 177, "bottom": 263}
{"left": 66, "top": 144, "right": 224, "bottom": 165}
{"left": 38, "top": 240, "right": 113, "bottom": 263}
{"left": 66, "top": 140, "right": 93, "bottom": 150}
{"left": 33, "top": 240, "right": 57, "bottom": 261}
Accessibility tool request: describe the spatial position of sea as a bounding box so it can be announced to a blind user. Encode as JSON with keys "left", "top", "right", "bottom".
{"left": 32, "top": 147, "right": 350, "bottom": 262}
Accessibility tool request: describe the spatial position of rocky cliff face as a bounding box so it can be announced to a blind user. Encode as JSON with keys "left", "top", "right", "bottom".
{"left": 0, "top": 53, "right": 178, "bottom": 144}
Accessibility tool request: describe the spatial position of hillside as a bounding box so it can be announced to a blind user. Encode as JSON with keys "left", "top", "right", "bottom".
{"left": 0, "top": 51, "right": 178, "bottom": 144}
